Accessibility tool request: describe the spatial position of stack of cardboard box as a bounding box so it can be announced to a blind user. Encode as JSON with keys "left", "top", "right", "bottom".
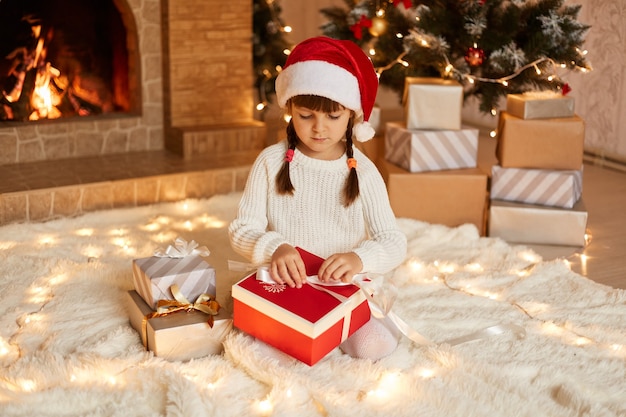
{"left": 488, "top": 93, "right": 588, "bottom": 246}
{"left": 377, "top": 77, "right": 489, "bottom": 235}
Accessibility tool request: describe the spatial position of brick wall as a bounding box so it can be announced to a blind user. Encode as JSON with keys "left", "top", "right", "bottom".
{"left": 162, "top": 0, "right": 254, "bottom": 128}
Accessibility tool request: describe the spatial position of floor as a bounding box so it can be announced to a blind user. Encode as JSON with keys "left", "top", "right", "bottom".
{"left": 0, "top": 134, "right": 624, "bottom": 290}
{"left": 538, "top": 161, "right": 626, "bottom": 289}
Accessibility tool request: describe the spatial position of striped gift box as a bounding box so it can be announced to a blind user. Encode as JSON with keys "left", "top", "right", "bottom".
{"left": 132, "top": 255, "right": 216, "bottom": 309}
{"left": 385, "top": 122, "right": 478, "bottom": 172}
{"left": 490, "top": 165, "right": 583, "bottom": 208}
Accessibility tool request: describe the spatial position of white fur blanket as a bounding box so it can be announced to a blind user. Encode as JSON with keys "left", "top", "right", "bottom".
{"left": 1, "top": 192, "right": 624, "bottom": 417}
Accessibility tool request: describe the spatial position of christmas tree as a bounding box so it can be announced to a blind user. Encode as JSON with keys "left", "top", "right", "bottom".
{"left": 252, "top": 0, "right": 293, "bottom": 115}
{"left": 321, "top": 0, "right": 591, "bottom": 113}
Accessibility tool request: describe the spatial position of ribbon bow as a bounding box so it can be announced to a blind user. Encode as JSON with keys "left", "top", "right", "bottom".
{"left": 154, "top": 237, "right": 210, "bottom": 258}
{"left": 141, "top": 284, "right": 220, "bottom": 348}
{"left": 353, "top": 275, "right": 525, "bottom": 346}
{"left": 255, "top": 267, "right": 525, "bottom": 347}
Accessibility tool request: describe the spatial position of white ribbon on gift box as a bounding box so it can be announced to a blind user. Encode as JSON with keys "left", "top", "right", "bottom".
{"left": 253, "top": 266, "right": 525, "bottom": 347}
{"left": 154, "top": 237, "right": 210, "bottom": 258}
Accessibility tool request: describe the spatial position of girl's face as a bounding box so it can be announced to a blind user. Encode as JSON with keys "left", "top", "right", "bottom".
{"left": 290, "top": 104, "right": 352, "bottom": 160}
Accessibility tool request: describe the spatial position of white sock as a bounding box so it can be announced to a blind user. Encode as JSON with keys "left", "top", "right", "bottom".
{"left": 339, "top": 316, "right": 399, "bottom": 361}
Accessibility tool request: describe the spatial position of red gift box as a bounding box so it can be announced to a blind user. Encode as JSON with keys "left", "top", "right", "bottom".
{"left": 231, "top": 248, "right": 371, "bottom": 366}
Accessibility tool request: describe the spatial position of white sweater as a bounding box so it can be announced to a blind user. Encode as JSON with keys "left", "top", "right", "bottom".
{"left": 228, "top": 141, "right": 407, "bottom": 274}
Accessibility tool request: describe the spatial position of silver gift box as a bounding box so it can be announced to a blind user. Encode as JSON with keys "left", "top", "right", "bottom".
{"left": 488, "top": 199, "right": 588, "bottom": 246}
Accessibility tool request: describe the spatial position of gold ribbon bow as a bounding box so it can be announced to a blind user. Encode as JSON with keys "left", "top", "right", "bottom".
{"left": 141, "top": 284, "right": 220, "bottom": 348}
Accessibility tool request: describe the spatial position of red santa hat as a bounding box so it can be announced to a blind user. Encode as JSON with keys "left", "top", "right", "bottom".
{"left": 275, "top": 36, "right": 378, "bottom": 142}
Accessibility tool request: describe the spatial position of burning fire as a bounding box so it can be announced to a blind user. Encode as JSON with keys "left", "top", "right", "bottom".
{"left": 2, "top": 23, "right": 63, "bottom": 121}
{"left": 27, "top": 25, "right": 62, "bottom": 120}
{"left": 2, "top": 17, "right": 117, "bottom": 122}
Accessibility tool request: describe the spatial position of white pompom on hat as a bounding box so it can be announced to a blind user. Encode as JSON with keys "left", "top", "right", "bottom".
{"left": 275, "top": 36, "right": 379, "bottom": 142}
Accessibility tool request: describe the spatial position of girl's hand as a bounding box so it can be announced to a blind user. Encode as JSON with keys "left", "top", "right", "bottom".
{"left": 270, "top": 244, "right": 307, "bottom": 288}
{"left": 318, "top": 252, "right": 363, "bottom": 283}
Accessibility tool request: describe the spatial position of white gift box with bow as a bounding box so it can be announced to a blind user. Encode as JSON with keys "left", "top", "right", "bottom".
{"left": 132, "top": 238, "right": 216, "bottom": 309}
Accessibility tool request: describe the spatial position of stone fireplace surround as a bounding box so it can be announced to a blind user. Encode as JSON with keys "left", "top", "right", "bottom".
{"left": 0, "top": 0, "right": 266, "bottom": 225}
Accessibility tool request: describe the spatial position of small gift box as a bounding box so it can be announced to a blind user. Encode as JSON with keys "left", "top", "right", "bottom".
{"left": 402, "top": 77, "right": 463, "bottom": 130}
{"left": 132, "top": 238, "right": 216, "bottom": 309}
{"left": 385, "top": 122, "right": 478, "bottom": 172}
{"left": 127, "top": 290, "right": 232, "bottom": 361}
{"left": 231, "top": 248, "right": 371, "bottom": 366}
{"left": 379, "top": 159, "right": 488, "bottom": 235}
{"left": 491, "top": 165, "right": 583, "bottom": 208}
{"left": 496, "top": 112, "right": 585, "bottom": 170}
{"left": 506, "top": 92, "right": 575, "bottom": 119}
{"left": 488, "top": 199, "right": 588, "bottom": 246}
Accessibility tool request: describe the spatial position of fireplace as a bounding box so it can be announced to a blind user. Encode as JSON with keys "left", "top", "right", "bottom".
{"left": 0, "top": 0, "right": 135, "bottom": 122}
{"left": 0, "top": 0, "right": 262, "bottom": 166}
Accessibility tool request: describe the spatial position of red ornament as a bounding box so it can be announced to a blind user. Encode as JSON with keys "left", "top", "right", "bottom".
{"left": 393, "top": 0, "right": 412, "bottom": 8}
{"left": 350, "top": 15, "right": 372, "bottom": 40}
{"left": 465, "top": 47, "right": 485, "bottom": 67}
{"left": 561, "top": 83, "right": 572, "bottom": 95}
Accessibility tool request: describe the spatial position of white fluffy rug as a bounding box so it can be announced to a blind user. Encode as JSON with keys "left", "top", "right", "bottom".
{"left": 1, "top": 192, "right": 625, "bottom": 417}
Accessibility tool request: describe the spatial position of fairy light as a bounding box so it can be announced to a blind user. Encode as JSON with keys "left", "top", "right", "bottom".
{"left": 438, "top": 263, "right": 456, "bottom": 274}
{"left": 75, "top": 228, "right": 94, "bottom": 237}
{"left": 0, "top": 240, "right": 16, "bottom": 250}
{"left": 409, "top": 259, "right": 424, "bottom": 271}
{"left": 19, "top": 379, "right": 36, "bottom": 392}
{"left": 141, "top": 221, "right": 162, "bottom": 232}
{"left": 0, "top": 337, "right": 10, "bottom": 356}
{"left": 465, "top": 263, "right": 483, "bottom": 272}
{"left": 38, "top": 235, "right": 56, "bottom": 245}
{"left": 257, "top": 397, "right": 273, "bottom": 415}
{"left": 579, "top": 253, "right": 588, "bottom": 276}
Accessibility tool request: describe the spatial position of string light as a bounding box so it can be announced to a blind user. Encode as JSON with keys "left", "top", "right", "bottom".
{"left": 374, "top": 50, "right": 591, "bottom": 90}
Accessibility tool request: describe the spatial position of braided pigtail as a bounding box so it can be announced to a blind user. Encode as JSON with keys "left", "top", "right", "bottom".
{"left": 276, "top": 120, "right": 298, "bottom": 195}
{"left": 344, "top": 118, "right": 360, "bottom": 207}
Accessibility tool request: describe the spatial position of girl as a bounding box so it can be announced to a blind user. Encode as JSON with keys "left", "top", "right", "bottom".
{"left": 229, "top": 36, "right": 407, "bottom": 360}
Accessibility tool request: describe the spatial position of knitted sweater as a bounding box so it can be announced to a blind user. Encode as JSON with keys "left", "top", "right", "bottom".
{"left": 228, "top": 141, "right": 407, "bottom": 274}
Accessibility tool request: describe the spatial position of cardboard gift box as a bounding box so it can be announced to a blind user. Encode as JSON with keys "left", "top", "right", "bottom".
{"left": 490, "top": 165, "right": 583, "bottom": 208}
{"left": 231, "top": 248, "right": 371, "bottom": 366}
{"left": 127, "top": 290, "right": 232, "bottom": 361}
{"left": 506, "top": 92, "right": 575, "bottom": 119}
{"left": 496, "top": 112, "right": 585, "bottom": 170}
{"left": 488, "top": 199, "right": 588, "bottom": 246}
{"left": 378, "top": 159, "right": 488, "bottom": 235}
{"left": 385, "top": 122, "right": 478, "bottom": 173}
{"left": 403, "top": 77, "right": 463, "bottom": 130}
{"left": 132, "top": 254, "right": 216, "bottom": 309}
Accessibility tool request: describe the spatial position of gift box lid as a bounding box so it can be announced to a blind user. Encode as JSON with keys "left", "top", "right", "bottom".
{"left": 402, "top": 77, "right": 462, "bottom": 104}
{"left": 506, "top": 92, "right": 575, "bottom": 119}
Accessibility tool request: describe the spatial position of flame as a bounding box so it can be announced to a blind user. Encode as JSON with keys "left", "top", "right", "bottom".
{"left": 30, "top": 63, "right": 62, "bottom": 120}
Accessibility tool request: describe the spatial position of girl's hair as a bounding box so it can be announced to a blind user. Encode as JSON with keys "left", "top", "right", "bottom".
{"left": 276, "top": 95, "right": 360, "bottom": 207}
